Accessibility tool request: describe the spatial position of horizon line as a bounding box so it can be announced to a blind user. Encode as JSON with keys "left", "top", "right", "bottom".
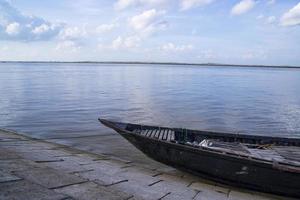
{"left": 0, "top": 60, "right": 300, "bottom": 69}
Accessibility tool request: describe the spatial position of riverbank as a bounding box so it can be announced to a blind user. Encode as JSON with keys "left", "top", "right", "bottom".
{"left": 1, "top": 61, "right": 300, "bottom": 69}
{"left": 0, "top": 128, "right": 296, "bottom": 200}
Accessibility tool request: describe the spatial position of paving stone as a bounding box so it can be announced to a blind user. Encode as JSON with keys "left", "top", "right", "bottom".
{"left": 78, "top": 169, "right": 126, "bottom": 186}
{"left": 81, "top": 160, "right": 125, "bottom": 175}
{"left": 13, "top": 167, "right": 85, "bottom": 189}
{"left": 1, "top": 129, "right": 293, "bottom": 200}
{"left": 114, "top": 167, "right": 158, "bottom": 186}
{"left": 146, "top": 179, "right": 193, "bottom": 197}
{"left": 62, "top": 153, "right": 97, "bottom": 164}
{"left": 159, "top": 173, "right": 195, "bottom": 186}
{"left": 40, "top": 158, "right": 94, "bottom": 173}
{"left": 0, "top": 147, "right": 21, "bottom": 160}
{"left": 0, "top": 180, "right": 67, "bottom": 200}
{"left": 163, "top": 190, "right": 197, "bottom": 200}
{"left": 54, "top": 181, "right": 131, "bottom": 200}
{"left": 112, "top": 180, "right": 169, "bottom": 200}
{"left": 194, "top": 190, "right": 228, "bottom": 200}
{"left": 17, "top": 151, "right": 64, "bottom": 162}
{"left": 0, "top": 170, "right": 22, "bottom": 183}
{"left": 0, "top": 159, "right": 40, "bottom": 172}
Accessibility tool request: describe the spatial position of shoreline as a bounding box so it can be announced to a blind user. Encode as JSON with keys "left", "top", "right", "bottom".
{"left": 1, "top": 61, "right": 300, "bottom": 69}
{"left": 0, "top": 128, "right": 297, "bottom": 200}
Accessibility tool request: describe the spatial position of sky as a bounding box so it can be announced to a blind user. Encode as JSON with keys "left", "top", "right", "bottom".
{"left": 0, "top": 0, "right": 300, "bottom": 65}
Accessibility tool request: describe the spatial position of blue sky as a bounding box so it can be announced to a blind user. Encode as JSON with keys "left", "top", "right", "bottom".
{"left": 0, "top": 0, "right": 300, "bottom": 65}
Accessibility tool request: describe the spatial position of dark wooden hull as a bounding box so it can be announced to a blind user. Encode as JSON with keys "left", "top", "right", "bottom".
{"left": 99, "top": 119, "right": 300, "bottom": 198}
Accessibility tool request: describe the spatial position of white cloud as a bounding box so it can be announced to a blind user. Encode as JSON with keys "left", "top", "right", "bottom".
{"left": 96, "top": 23, "right": 118, "bottom": 33}
{"left": 56, "top": 40, "right": 81, "bottom": 52}
{"left": 5, "top": 22, "right": 20, "bottom": 35}
{"left": 267, "top": 0, "right": 275, "bottom": 5}
{"left": 115, "top": 0, "right": 168, "bottom": 10}
{"left": 32, "top": 24, "right": 50, "bottom": 34}
{"left": 231, "top": 0, "right": 255, "bottom": 16}
{"left": 115, "top": 0, "right": 138, "bottom": 10}
{"left": 256, "top": 14, "right": 264, "bottom": 20}
{"left": 0, "top": 0, "right": 63, "bottom": 41}
{"left": 59, "top": 26, "right": 86, "bottom": 40}
{"left": 198, "top": 50, "right": 217, "bottom": 59}
{"left": 129, "top": 9, "right": 166, "bottom": 35}
{"left": 180, "top": 0, "right": 214, "bottom": 11}
{"left": 161, "top": 42, "right": 193, "bottom": 52}
{"left": 266, "top": 16, "right": 276, "bottom": 24}
{"left": 280, "top": 2, "right": 300, "bottom": 26}
{"left": 242, "top": 49, "right": 267, "bottom": 59}
{"left": 110, "top": 35, "right": 141, "bottom": 50}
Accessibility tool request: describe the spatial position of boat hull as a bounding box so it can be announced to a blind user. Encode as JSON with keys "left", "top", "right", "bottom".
{"left": 119, "top": 131, "right": 300, "bottom": 198}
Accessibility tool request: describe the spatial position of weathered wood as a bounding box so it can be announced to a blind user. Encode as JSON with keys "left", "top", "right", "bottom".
{"left": 99, "top": 118, "right": 300, "bottom": 198}
{"left": 155, "top": 129, "right": 160, "bottom": 139}
{"left": 144, "top": 129, "right": 150, "bottom": 136}
{"left": 159, "top": 129, "right": 166, "bottom": 140}
{"left": 146, "top": 129, "right": 153, "bottom": 137}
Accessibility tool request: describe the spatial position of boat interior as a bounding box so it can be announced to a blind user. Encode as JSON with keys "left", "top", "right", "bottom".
{"left": 125, "top": 123, "right": 300, "bottom": 167}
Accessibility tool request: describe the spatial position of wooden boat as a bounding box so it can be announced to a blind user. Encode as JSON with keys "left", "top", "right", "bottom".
{"left": 98, "top": 118, "right": 300, "bottom": 198}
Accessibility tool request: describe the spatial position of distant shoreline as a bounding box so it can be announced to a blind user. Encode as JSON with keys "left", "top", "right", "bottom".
{"left": 0, "top": 61, "right": 299, "bottom": 69}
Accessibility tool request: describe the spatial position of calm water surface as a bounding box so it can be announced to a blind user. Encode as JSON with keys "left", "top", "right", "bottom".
{"left": 0, "top": 63, "right": 300, "bottom": 139}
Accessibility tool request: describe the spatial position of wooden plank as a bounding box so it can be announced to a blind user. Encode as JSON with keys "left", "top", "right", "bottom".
{"left": 159, "top": 129, "right": 165, "bottom": 140}
{"left": 136, "top": 128, "right": 141, "bottom": 134}
{"left": 170, "top": 131, "right": 175, "bottom": 141}
{"left": 147, "top": 130, "right": 153, "bottom": 137}
{"left": 144, "top": 129, "right": 150, "bottom": 136}
{"left": 159, "top": 129, "right": 166, "bottom": 140}
{"left": 166, "top": 130, "right": 171, "bottom": 140}
{"left": 164, "top": 130, "right": 169, "bottom": 141}
{"left": 163, "top": 129, "right": 168, "bottom": 140}
{"left": 140, "top": 130, "right": 146, "bottom": 136}
{"left": 166, "top": 130, "right": 170, "bottom": 141}
{"left": 154, "top": 129, "right": 159, "bottom": 138}
{"left": 147, "top": 129, "right": 153, "bottom": 137}
{"left": 134, "top": 129, "right": 141, "bottom": 134}
{"left": 156, "top": 129, "right": 161, "bottom": 139}
{"left": 151, "top": 130, "right": 156, "bottom": 137}
{"left": 145, "top": 129, "right": 152, "bottom": 137}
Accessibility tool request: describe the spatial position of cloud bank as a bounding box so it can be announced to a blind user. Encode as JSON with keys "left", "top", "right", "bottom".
{"left": 231, "top": 0, "right": 255, "bottom": 16}
{"left": 280, "top": 2, "right": 300, "bottom": 26}
{"left": 0, "top": 0, "right": 62, "bottom": 41}
{"left": 180, "top": 0, "right": 215, "bottom": 11}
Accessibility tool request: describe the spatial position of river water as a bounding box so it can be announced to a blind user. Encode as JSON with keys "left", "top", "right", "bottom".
{"left": 1, "top": 63, "right": 300, "bottom": 139}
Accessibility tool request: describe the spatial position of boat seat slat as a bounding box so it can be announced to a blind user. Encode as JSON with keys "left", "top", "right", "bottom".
{"left": 170, "top": 131, "right": 175, "bottom": 141}
{"left": 149, "top": 130, "right": 154, "bottom": 137}
{"left": 160, "top": 129, "right": 164, "bottom": 139}
{"left": 149, "top": 129, "right": 154, "bottom": 137}
{"left": 161, "top": 129, "right": 166, "bottom": 140}
{"left": 136, "top": 128, "right": 142, "bottom": 134}
{"left": 157, "top": 129, "right": 162, "bottom": 139}
{"left": 165, "top": 130, "right": 169, "bottom": 140}
{"left": 158, "top": 129, "right": 162, "bottom": 139}
{"left": 141, "top": 130, "right": 147, "bottom": 136}
{"left": 143, "top": 129, "right": 148, "bottom": 136}
{"left": 162, "top": 129, "right": 167, "bottom": 140}
{"left": 164, "top": 129, "right": 169, "bottom": 140}
{"left": 146, "top": 129, "right": 152, "bottom": 137}
{"left": 167, "top": 130, "right": 172, "bottom": 141}
{"left": 153, "top": 130, "right": 157, "bottom": 138}
{"left": 132, "top": 129, "right": 139, "bottom": 134}
{"left": 155, "top": 129, "right": 160, "bottom": 138}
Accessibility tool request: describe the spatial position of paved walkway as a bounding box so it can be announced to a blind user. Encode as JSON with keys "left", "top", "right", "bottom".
{"left": 0, "top": 129, "right": 295, "bottom": 200}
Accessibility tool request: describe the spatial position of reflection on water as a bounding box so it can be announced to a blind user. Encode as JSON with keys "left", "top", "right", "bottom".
{"left": 0, "top": 63, "right": 300, "bottom": 138}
